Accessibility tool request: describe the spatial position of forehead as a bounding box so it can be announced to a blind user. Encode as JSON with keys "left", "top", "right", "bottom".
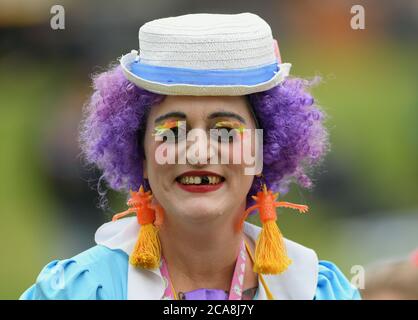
{"left": 148, "top": 95, "right": 252, "bottom": 119}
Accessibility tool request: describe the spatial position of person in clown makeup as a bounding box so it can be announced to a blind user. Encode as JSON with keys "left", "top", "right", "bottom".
{"left": 21, "top": 12, "right": 361, "bottom": 300}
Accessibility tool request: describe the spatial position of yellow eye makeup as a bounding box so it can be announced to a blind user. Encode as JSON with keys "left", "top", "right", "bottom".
{"left": 214, "top": 120, "right": 246, "bottom": 134}
{"left": 213, "top": 120, "right": 246, "bottom": 143}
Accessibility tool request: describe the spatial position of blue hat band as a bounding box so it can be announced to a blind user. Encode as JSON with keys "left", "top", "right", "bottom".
{"left": 129, "top": 60, "right": 280, "bottom": 86}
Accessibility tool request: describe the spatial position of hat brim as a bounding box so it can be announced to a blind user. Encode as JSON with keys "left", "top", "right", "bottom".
{"left": 120, "top": 51, "right": 291, "bottom": 96}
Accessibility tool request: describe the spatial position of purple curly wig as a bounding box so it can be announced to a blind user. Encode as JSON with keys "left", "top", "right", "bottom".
{"left": 79, "top": 64, "right": 329, "bottom": 210}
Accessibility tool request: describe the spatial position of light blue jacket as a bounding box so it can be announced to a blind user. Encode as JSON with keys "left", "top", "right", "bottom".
{"left": 20, "top": 219, "right": 361, "bottom": 300}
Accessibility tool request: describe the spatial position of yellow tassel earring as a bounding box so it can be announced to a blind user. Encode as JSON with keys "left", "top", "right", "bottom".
{"left": 236, "top": 176, "right": 309, "bottom": 275}
{"left": 112, "top": 185, "right": 165, "bottom": 269}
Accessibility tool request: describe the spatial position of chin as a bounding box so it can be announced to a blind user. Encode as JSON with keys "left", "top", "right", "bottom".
{"left": 178, "top": 203, "right": 226, "bottom": 220}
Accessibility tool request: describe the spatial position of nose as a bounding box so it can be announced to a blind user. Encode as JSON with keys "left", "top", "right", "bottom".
{"left": 185, "top": 128, "right": 217, "bottom": 165}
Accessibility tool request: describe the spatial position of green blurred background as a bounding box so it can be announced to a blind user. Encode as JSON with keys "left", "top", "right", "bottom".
{"left": 0, "top": 0, "right": 417, "bottom": 299}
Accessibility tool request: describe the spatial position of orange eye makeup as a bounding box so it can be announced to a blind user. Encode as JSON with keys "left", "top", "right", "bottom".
{"left": 152, "top": 119, "right": 181, "bottom": 136}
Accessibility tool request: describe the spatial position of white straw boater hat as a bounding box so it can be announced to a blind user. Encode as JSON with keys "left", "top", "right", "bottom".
{"left": 120, "top": 12, "right": 291, "bottom": 96}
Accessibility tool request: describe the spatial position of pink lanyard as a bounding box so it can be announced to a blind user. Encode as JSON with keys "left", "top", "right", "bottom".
{"left": 160, "top": 239, "right": 247, "bottom": 300}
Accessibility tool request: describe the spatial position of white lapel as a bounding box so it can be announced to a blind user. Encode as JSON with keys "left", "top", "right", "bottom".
{"left": 94, "top": 218, "right": 318, "bottom": 300}
{"left": 243, "top": 222, "right": 318, "bottom": 300}
{"left": 94, "top": 217, "right": 165, "bottom": 299}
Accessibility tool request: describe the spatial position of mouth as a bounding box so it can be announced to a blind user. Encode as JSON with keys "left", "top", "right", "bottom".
{"left": 175, "top": 170, "right": 225, "bottom": 193}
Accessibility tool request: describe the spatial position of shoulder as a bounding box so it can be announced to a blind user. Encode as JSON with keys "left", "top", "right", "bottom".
{"left": 20, "top": 245, "right": 128, "bottom": 300}
{"left": 314, "top": 260, "right": 362, "bottom": 300}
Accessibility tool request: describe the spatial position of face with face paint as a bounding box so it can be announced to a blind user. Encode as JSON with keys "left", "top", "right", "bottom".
{"left": 142, "top": 95, "right": 259, "bottom": 226}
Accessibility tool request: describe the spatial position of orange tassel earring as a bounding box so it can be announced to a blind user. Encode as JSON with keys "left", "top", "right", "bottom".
{"left": 112, "top": 185, "right": 165, "bottom": 269}
{"left": 236, "top": 179, "right": 309, "bottom": 275}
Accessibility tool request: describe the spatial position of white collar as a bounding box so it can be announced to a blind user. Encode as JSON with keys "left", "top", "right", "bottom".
{"left": 94, "top": 217, "right": 318, "bottom": 300}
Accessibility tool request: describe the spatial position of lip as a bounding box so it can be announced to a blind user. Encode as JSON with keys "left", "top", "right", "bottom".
{"left": 175, "top": 170, "right": 225, "bottom": 193}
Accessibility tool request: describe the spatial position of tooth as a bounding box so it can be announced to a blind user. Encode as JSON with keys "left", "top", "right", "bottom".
{"left": 180, "top": 175, "right": 222, "bottom": 185}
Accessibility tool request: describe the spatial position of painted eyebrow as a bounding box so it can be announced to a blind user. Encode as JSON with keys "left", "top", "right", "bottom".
{"left": 154, "top": 111, "right": 187, "bottom": 124}
{"left": 208, "top": 111, "right": 246, "bottom": 124}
